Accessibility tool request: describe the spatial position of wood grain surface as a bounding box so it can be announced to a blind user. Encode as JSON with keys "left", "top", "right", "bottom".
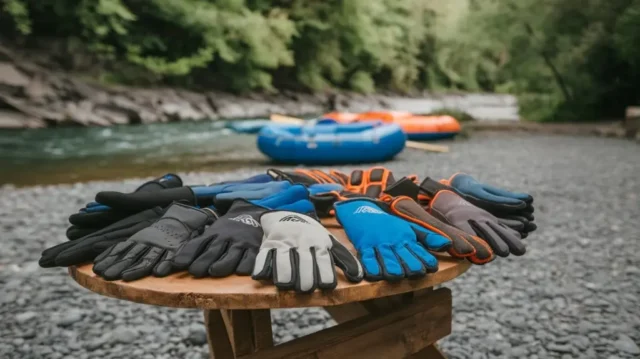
{"left": 68, "top": 221, "right": 470, "bottom": 310}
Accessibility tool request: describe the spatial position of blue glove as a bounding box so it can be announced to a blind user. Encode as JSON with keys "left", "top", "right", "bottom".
{"left": 308, "top": 183, "right": 344, "bottom": 195}
{"left": 334, "top": 198, "right": 450, "bottom": 282}
{"left": 250, "top": 184, "right": 315, "bottom": 214}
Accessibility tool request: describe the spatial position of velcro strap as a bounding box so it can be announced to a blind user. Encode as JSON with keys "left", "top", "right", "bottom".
{"left": 419, "top": 177, "right": 451, "bottom": 198}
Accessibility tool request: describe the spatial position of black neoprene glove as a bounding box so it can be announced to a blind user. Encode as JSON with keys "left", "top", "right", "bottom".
{"left": 40, "top": 207, "right": 166, "bottom": 268}
{"left": 92, "top": 203, "right": 215, "bottom": 281}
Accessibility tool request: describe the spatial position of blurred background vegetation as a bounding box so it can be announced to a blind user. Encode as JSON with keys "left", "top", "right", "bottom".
{"left": 1, "top": 0, "right": 639, "bottom": 122}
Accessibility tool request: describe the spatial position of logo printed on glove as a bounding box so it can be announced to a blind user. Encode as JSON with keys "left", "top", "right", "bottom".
{"left": 229, "top": 214, "right": 261, "bottom": 227}
{"left": 279, "top": 215, "right": 310, "bottom": 224}
{"left": 353, "top": 206, "right": 384, "bottom": 215}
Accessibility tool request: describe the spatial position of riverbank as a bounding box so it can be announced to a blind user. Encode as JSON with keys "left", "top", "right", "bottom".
{"left": 1, "top": 133, "right": 639, "bottom": 359}
{"left": 0, "top": 44, "right": 518, "bottom": 129}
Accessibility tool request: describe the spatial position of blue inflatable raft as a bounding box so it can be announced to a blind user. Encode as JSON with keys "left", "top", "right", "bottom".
{"left": 257, "top": 121, "right": 406, "bottom": 164}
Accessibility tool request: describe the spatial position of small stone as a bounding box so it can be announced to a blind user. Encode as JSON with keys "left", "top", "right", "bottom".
{"left": 572, "top": 335, "right": 590, "bottom": 350}
{"left": 15, "top": 311, "right": 38, "bottom": 323}
{"left": 547, "top": 343, "right": 574, "bottom": 354}
{"left": 56, "top": 310, "right": 83, "bottom": 327}
{"left": 187, "top": 326, "right": 207, "bottom": 346}
{"left": 613, "top": 334, "right": 640, "bottom": 355}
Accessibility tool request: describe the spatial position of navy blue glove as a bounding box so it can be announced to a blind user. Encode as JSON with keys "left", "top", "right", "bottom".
{"left": 334, "top": 198, "right": 450, "bottom": 282}
{"left": 172, "top": 185, "right": 314, "bottom": 278}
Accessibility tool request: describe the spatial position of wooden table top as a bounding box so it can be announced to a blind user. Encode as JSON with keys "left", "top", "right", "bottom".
{"left": 68, "top": 219, "right": 471, "bottom": 310}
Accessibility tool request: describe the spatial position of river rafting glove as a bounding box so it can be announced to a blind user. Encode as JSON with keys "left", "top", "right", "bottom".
{"left": 385, "top": 196, "right": 494, "bottom": 265}
{"left": 40, "top": 207, "right": 166, "bottom": 268}
{"left": 420, "top": 175, "right": 537, "bottom": 236}
{"left": 346, "top": 167, "right": 418, "bottom": 199}
{"left": 425, "top": 188, "right": 526, "bottom": 257}
{"left": 93, "top": 180, "right": 292, "bottom": 215}
{"left": 172, "top": 185, "right": 315, "bottom": 278}
{"left": 334, "top": 198, "right": 450, "bottom": 282}
{"left": 67, "top": 174, "right": 183, "bottom": 239}
{"left": 252, "top": 211, "right": 363, "bottom": 293}
{"left": 92, "top": 203, "right": 215, "bottom": 281}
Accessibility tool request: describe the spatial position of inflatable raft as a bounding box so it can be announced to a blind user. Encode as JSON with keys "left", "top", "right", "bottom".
{"left": 323, "top": 111, "right": 461, "bottom": 141}
{"left": 257, "top": 121, "right": 406, "bottom": 164}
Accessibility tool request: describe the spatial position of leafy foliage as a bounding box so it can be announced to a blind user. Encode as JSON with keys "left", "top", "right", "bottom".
{"left": 1, "top": 0, "right": 639, "bottom": 120}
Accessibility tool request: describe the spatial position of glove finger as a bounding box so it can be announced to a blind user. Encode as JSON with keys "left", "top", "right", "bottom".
{"left": 235, "top": 250, "right": 257, "bottom": 276}
{"left": 85, "top": 201, "right": 101, "bottom": 208}
{"left": 482, "top": 184, "right": 532, "bottom": 203}
{"left": 393, "top": 244, "right": 426, "bottom": 278}
{"left": 469, "top": 220, "right": 510, "bottom": 257}
{"left": 358, "top": 247, "right": 383, "bottom": 281}
{"left": 295, "top": 249, "right": 317, "bottom": 293}
{"left": 274, "top": 249, "right": 295, "bottom": 290}
{"left": 39, "top": 241, "right": 76, "bottom": 268}
{"left": 96, "top": 187, "right": 196, "bottom": 212}
{"left": 329, "top": 236, "right": 363, "bottom": 283}
{"left": 524, "top": 221, "right": 537, "bottom": 233}
{"left": 252, "top": 248, "right": 275, "bottom": 280}
{"left": 315, "top": 247, "right": 337, "bottom": 290}
{"left": 407, "top": 242, "right": 439, "bottom": 273}
{"left": 96, "top": 244, "right": 149, "bottom": 280}
{"left": 83, "top": 204, "right": 112, "bottom": 213}
{"left": 66, "top": 226, "right": 100, "bottom": 241}
{"left": 411, "top": 226, "right": 450, "bottom": 252}
{"left": 92, "top": 241, "right": 133, "bottom": 271}
{"left": 121, "top": 247, "right": 164, "bottom": 281}
{"left": 172, "top": 234, "right": 216, "bottom": 269}
{"left": 208, "top": 247, "right": 245, "bottom": 277}
{"left": 377, "top": 244, "right": 404, "bottom": 281}
{"left": 188, "top": 241, "right": 228, "bottom": 278}
{"left": 348, "top": 170, "right": 364, "bottom": 189}
{"left": 497, "top": 218, "right": 526, "bottom": 232}
{"left": 488, "top": 222, "right": 526, "bottom": 256}
{"left": 154, "top": 250, "right": 178, "bottom": 277}
{"left": 476, "top": 186, "right": 528, "bottom": 206}
{"left": 68, "top": 210, "right": 129, "bottom": 228}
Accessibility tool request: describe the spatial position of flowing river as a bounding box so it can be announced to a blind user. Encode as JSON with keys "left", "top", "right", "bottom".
{"left": 0, "top": 120, "right": 271, "bottom": 186}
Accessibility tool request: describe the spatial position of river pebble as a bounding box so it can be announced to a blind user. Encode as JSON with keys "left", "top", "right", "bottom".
{"left": 1, "top": 133, "right": 639, "bottom": 358}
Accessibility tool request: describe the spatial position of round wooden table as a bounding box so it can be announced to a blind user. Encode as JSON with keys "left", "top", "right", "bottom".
{"left": 69, "top": 219, "right": 470, "bottom": 359}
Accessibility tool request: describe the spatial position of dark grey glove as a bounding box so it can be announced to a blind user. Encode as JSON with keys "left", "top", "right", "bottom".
{"left": 429, "top": 189, "right": 526, "bottom": 257}
{"left": 92, "top": 203, "right": 216, "bottom": 281}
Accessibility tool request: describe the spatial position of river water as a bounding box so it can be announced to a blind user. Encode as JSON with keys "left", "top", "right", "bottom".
{"left": 0, "top": 120, "right": 270, "bottom": 186}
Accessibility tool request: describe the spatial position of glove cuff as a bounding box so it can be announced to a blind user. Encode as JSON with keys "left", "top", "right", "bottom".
{"left": 419, "top": 177, "right": 452, "bottom": 198}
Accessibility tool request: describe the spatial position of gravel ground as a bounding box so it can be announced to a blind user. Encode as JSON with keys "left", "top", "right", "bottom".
{"left": 1, "top": 132, "right": 639, "bottom": 359}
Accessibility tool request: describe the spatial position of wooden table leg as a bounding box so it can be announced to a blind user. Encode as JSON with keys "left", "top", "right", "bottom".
{"left": 203, "top": 309, "right": 273, "bottom": 359}
{"left": 408, "top": 344, "right": 447, "bottom": 359}
{"left": 240, "top": 288, "right": 451, "bottom": 359}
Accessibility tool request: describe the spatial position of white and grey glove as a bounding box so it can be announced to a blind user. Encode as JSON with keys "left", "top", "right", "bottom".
{"left": 252, "top": 211, "right": 363, "bottom": 293}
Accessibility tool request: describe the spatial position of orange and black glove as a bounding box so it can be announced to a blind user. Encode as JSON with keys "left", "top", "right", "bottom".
{"left": 346, "top": 167, "right": 417, "bottom": 198}
{"left": 381, "top": 178, "right": 494, "bottom": 265}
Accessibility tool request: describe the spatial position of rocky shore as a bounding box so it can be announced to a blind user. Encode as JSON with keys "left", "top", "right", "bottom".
{"left": 0, "top": 45, "right": 519, "bottom": 129}
{"left": 1, "top": 133, "right": 639, "bottom": 358}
